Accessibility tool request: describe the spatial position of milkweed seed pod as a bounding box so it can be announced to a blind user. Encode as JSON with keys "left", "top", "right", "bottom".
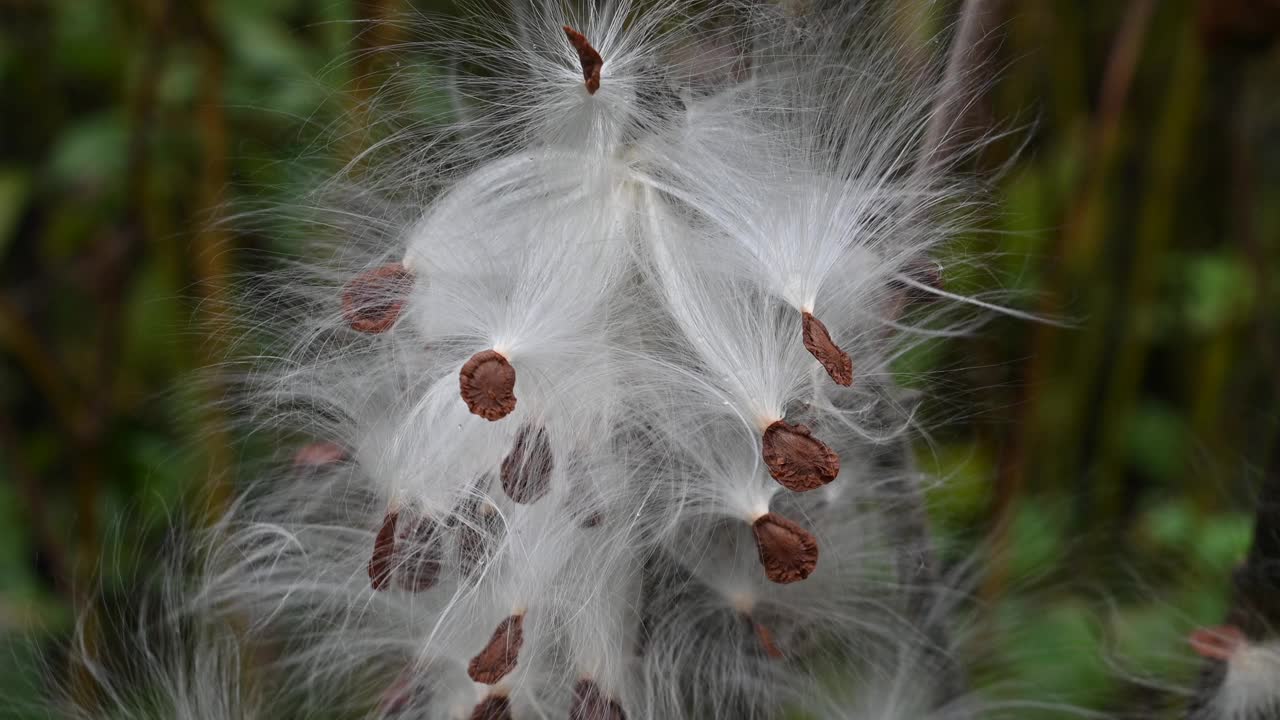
{"left": 64, "top": 2, "right": 1017, "bottom": 719}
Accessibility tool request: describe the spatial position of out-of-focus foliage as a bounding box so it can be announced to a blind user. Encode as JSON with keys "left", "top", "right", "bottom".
{"left": 0, "top": 0, "right": 1276, "bottom": 717}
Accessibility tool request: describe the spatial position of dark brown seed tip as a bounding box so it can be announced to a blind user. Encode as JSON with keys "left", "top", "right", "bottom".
{"left": 800, "top": 311, "right": 852, "bottom": 387}
{"left": 368, "top": 510, "right": 398, "bottom": 591}
{"left": 563, "top": 26, "right": 603, "bottom": 94}
{"left": 761, "top": 420, "right": 840, "bottom": 491}
{"left": 570, "top": 678, "right": 627, "bottom": 720}
{"left": 470, "top": 694, "right": 514, "bottom": 720}
{"left": 501, "top": 424, "right": 554, "bottom": 504}
{"left": 460, "top": 350, "right": 517, "bottom": 421}
{"left": 342, "top": 263, "right": 413, "bottom": 334}
{"left": 752, "top": 512, "right": 818, "bottom": 584}
{"left": 752, "top": 619, "right": 784, "bottom": 659}
{"left": 468, "top": 614, "right": 525, "bottom": 685}
{"left": 396, "top": 513, "right": 442, "bottom": 593}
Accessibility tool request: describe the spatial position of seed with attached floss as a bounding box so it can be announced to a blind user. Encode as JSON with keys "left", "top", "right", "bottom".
{"left": 460, "top": 350, "right": 518, "bottom": 420}
{"left": 468, "top": 614, "right": 525, "bottom": 685}
{"left": 563, "top": 26, "right": 603, "bottom": 94}
{"left": 292, "top": 441, "right": 348, "bottom": 468}
{"left": 470, "top": 694, "right": 514, "bottom": 720}
{"left": 1188, "top": 625, "right": 1246, "bottom": 661}
{"left": 501, "top": 424, "right": 554, "bottom": 503}
{"left": 761, "top": 420, "right": 840, "bottom": 491}
{"left": 395, "top": 513, "right": 442, "bottom": 592}
{"left": 368, "top": 510, "right": 398, "bottom": 591}
{"left": 801, "top": 312, "right": 852, "bottom": 386}
{"left": 752, "top": 512, "right": 818, "bottom": 584}
{"left": 341, "top": 263, "right": 413, "bottom": 334}
{"left": 378, "top": 669, "right": 431, "bottom": 717}
{"left": 570, "top": 677, "right": 627, "bottom": 720}
{"left": 457, "top": 499, "right": 503, "bottom": 578}
{"left": 746, "top": 616, "right": 784, "bottom": 659}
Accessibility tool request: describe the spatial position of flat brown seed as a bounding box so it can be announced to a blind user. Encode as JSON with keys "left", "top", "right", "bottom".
{"left": 468, "top": 614, "right": 525, "bottom": 685}
{"left": 460, "top": 350, "right": 517, "bottom": 420}
{"left": 570, "top": 678, "right": 627, "bottom": 720}
{"left": 501, "top": 424, "right": 554, "bottom": 504}
{"left": 801, "top": 312, "right": 852, "bottom": 386}
{"left": 396, "top": 513, "right": 442, "bottom": 593}
{"left": 368, "top": 510, "right": 398, "bottom": 591}
{"left": 470, "top": 695, "right": 514, "bottom": 720}
{"left": 342, "top": 263, "right": 413, "bottom": 334}
{"left": 752, "top": 619, "right": 784, "bottom": 659}
{"left": 563, "top": 26, "right": 603, "bottom": 94}
{"left": 457, "top": 500, "right": 503, "bottom": 578}
{"left": 752, "top": 512, "right": 818, "bottom": 584}
{"left": 761, "top": 420, "right": 840, "bottom": 491}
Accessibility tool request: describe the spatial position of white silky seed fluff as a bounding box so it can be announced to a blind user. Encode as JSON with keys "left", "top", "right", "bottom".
{"left": 53, "top": 2, "right": 1032, "bottom": 719}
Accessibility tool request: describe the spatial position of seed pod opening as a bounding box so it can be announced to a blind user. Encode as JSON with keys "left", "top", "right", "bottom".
{"left": 470, "top": 694, "right": 514, "bottom": 720}
{"left": 563, "top": 26, "right": 603, "bottom": 94}
{"left": 801, "top": 312, "right": 852, "bottom": 386}
{"left": 501, "top": 424, "right": 554, "bottom": 503}
{"left": 751, "top": 512, "right": 818, "bottom": 584}
{"left": 468, "top": 614, "right": 525, "bottom": 685}
{"left": 396, "top": 513, "right": 442, "bottom": 592}
{"left": 460, "top": 350, "right": 518, "bottom": 420}
{"left": 570, "top": 677, "right": 626, "bottom": 720}
{"left": 368, "top": 510, "right": 399, "bottom": 591}
{"left": 761, "top": 420, "right": 840, "bottom": 491}
{"left": 341, "top": 263, "right": 413, "bottom": 334}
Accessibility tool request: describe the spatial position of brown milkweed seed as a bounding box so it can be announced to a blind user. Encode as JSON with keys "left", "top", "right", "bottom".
{"left": 570, "top": 678, "right": 627, "bottom": 720}
{"left": 457, "top": 500, "right": 503, "bottom": 578}
{"left": 470, "top": 695, "right": 514, "bottom": 720}
{"left": 468, "top": 614, "right": 525, "bottom": 685}
{"left": 460, "top": 350, "right": 517, "bottom": 420}
{"left": 563, "top": 26, "right": 604, "bottom": 94}
{"left": 751, "top": 619, "right": 784, "bottom": 659}
{"left": 752, "top": 512, "right": 818, "bottom": 584}
{"left": 801, "top": 311, "right": 852, "bottom": 386}
{"left": 368, "top": 510, "right": 398, "bottom": 591}
{"left": 501, "top": 424, "right": 554, "bottom": 504}
{"left": 396, "top": 513, "right": 442, "bottom": 593}
{"left": 761, "top": 420, "right": 840, "bottom": 491}
{"left": 341, "top": 263, "right": 413, "bottom": 334}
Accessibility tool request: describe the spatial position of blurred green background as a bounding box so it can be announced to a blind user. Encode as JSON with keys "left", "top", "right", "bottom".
{"left": 0, "top": 0, "right": 1277, "bottom": 717}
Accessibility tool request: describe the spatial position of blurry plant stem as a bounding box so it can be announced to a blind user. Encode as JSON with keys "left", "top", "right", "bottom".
{"left": 1088, "top": 23, "right": 1204, "bottom": 538}
{"left": 918, "top": 0, "right": 1001, "bottom": 172}
{"left": 348, "top": 0, "right": 407, "bottom": 159}
{"left": 0, "top": 415, "right": 71, "bottom": 596}
{"left": 1187, "top": 431, "right": 1280, "bottom": 719}
{"left": 994, "top": 0, "right": 1156, "bottom": 594}
{"left": 191, "top": 0, "right": 234, "bottom": 521}
{"left": 66, "top": 0, "right": 170, "bottom": 709}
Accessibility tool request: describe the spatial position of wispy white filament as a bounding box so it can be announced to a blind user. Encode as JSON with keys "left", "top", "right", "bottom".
{"left": 54, "top": 2, "right": 1029, "bottom": 719}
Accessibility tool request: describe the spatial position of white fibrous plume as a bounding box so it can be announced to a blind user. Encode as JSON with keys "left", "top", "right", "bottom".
{"left": 76, "top": 2, "right": 1006, "bottom": 719}
{"left": 1188, "top": 626, "right": 1280, "bottom": 720}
